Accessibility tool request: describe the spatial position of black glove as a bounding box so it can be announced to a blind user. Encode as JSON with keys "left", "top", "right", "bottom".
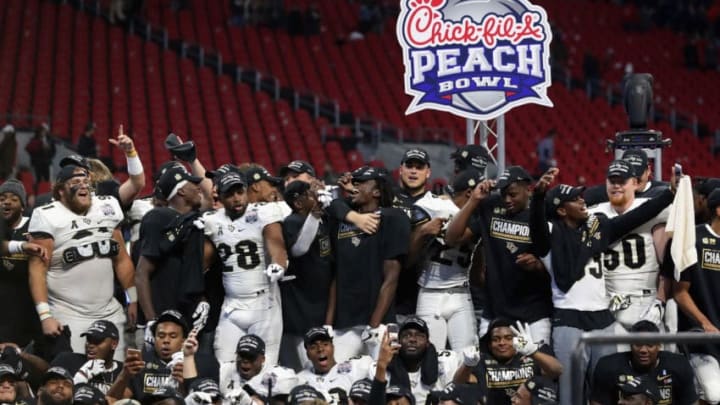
{"left": 165, "top": 133, "right": 197, "bottom": 162}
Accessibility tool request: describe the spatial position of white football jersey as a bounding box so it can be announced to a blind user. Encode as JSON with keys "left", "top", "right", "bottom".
{"left": 590, "top": 199, "right": 668, "bottom": 294}
{"left": 541, "top": 221, "right": 609, "bottom": 311}
{"left": 413, "top": 194, "right": 471, "bottom": 289}
{"left": 298, "top": 355, "right": 373, "bottom": 396}
{"left": 28, "top": 195, "right": 124, "bottom": 315}
{"left": 203, "top": 202, "right": 285, "bottom": 298}
{"left": 370, "top": 350, "right": 459, "bottom": 405}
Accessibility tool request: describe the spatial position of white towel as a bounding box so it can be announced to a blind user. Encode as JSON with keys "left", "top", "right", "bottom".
{"left": 665, "top": 176, "right": 697, "bottom": 280}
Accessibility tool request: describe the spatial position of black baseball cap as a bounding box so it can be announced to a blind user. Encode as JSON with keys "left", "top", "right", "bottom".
{"left": 56, "top": 164, "right": 89, "bottom": 183}
{"left": 698, "top": 178, "right": 720, "bottom": 197}
{"left": 80, "top": 320, "right": 119, "bottom": 340}
{"left": 156, "top": 166, "right": 203, "bottom": 200}
{"left": 546, "top": 184, "right": 586, "bottom": 210}
{"left": 189, "top": 378, "right": 221, "bottom": 399}
{"left": 283, "top": 180, "right": 312, "bottom": 207}
{"left": 451, "top": 145, "right": 491, "bottom": 171}
{"left": 153, "top": 161, "right": 187, "bottom": 184}
{"left": 351, "top": 166, "right": 386, "bottom": 182}
{"left": 217, "top": 171, "right": 247, "bottom": 195}
{"left": 447, "top": 169, "right": 483, "bottom": 195}
{"left": 42, "top": 366, "right": 73, "bottom": 385}
{"left": 146, "top": 386, "right": 184, "bottom": 405}
{"left": 707, "top": 189, "right": 720, "bottom": 212}
{"left": 494, "top": 166, "right": 532, "bottom": 190}
{"left": 0, "top": 363, "right": 17, "bottom": 380}
{"left": 280, "top": 160, "right": 317, "bottom": 178}
{"left": 59, "top": 154, "right": 91, "bottom": 170}
{"left": 618, "top": 377, "right": 659, "bottom": 403}
{"left": 439, "top": 383, "right": 480, "bottom": 405}
{"left": 386, "top": 385, "right": 415, "bottom": 405}
{"left": 607, "top": 160, "right": 635, "bottom": 180}
{"left": 400, "top": 315, "right": 430, "bottom": 336}
{"left": 349, "top": 379, "right": 372, "bottom": 401}
{"left": 236, "top": 334, "right": 266, "bottom": 357}
{"left": 401, "top": 148, "right": 431, "bottom": 166}
{"left": 73, "top": 383, "right": 108, "bottom": 405}
{"left": 244, "top": 166, "right": 283, "bottom": 186}
{"left": 152, "top": 309, "right": 190, "bottom": 335}
{"left": 622, "top": 149, "right": 649, "bottom": 175}
{"left": 206, "top": 163, "right": 241, "bottom": 183}
{"left": 303, "top": 326, "right": 333, "bottom": 348}
{"left": 289, "top": 384, "right": 324, "bottom": 405}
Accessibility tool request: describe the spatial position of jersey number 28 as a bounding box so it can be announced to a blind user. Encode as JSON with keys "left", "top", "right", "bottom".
{"left": 217, "top": 240, "right": 261, "bottom": 270}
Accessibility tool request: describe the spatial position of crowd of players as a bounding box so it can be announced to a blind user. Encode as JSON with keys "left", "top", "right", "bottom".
{"left": 1, "top": 130, "right": 720, "bottom": 405}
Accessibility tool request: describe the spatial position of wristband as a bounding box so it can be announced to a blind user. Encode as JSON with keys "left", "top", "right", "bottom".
{"left": 7, "top": 241, "right": 24, "bottom": 254}
{"left": 125, "top": 286, "right": 138, "bottom": 303}
{"left": 126, "top": 155, "right": 144, "bottom": 176}
{"left": 125, "top": 148, "right": 138, "bottom": 158}
{"left": 36, "top": 302, "right": 52, "bottom": 321}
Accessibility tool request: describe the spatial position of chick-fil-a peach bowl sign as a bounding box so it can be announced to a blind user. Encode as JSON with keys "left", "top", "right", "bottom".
{"left": 397, "top": 0, "right": 554, "bottom": 120}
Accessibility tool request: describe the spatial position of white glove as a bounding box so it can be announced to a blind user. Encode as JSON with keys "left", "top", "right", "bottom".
{"left": 322, "top": 325, "right": 335, "bottom": 338}
{"left": 462, "top": 346, "right": 480, "bottom": 367}
{"left": 265, "top": 263, "right": 286, "bottom": 283}
{"left": 510, "top": 321, "right": 539, "bottom": 357}
{"left": 167, "top": 351, "right": 184, "bottom": 370}
{"left": 144, "top": 320, "right": 156, "bottom": 350}
{"left": 361, "top": 325, "right": 384, "bottom": 344}
{"left": 74, "top": 359, "right": 106, "bottom": 384}
{"left": 225, "top": 388, "right": 253, "bottom": 405}
{"left": 192, "top": 301, "right": 211, "bottom": 331}
{"left": 185, "top": 392, "right": 214, "bottom": 405}
{"left": 609, "top": 294, "right": 631, "bottom": 312}
{"left": 640, "top": 299, "right": 665, "bottom": 328}
{"left": 317, "top": 189, "right": 333, "bottom": 209}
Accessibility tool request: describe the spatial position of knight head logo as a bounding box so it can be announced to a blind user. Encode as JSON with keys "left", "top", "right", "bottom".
{"left": 397, "top": 0, "right": 554, "bottom": 120}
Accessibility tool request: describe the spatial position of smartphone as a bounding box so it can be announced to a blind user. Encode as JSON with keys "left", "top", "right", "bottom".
{"left": 387, "top": 323, "right": 400, "bottom": 348}
{"left": 126, "top": 348, "right": 141, "bottom": 360}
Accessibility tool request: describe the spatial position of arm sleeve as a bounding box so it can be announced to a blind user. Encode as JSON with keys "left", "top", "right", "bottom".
{"left": 607, "top": 189, "right": 674, "bottom": 243}
{"left": 368, "top": 378, "right": 387, "bottom": 405}
{"left": 529, "top": 191, "right": 551, "bottom": 256}
{"left": 410, "top": 205, "right": 431, "bottom": 228}
{"left": 381, "top": 210, "right": 411, "bottom": 260}
{"left": 288, "top": 215, "right": 320, "bottom": 257}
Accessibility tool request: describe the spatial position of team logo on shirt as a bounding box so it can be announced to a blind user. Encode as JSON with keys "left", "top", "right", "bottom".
{"left": 490, "top": 218, "right": 530, "bottom": 242}
{"left": 101, "top": 204, "right": 116, "bottom": 216}
{"left": 351, "top": 236, "right": 361, "bottom": 247}
{"left": 142, "top": 373, "right": 173, "bottom": 393}
{"left": 245, "top": 211, "right": 258, "bottom": 223}
{"left": 485, "top": 365, "right": 535, "bottom": 388}
{"left": 702, "top": 248, "right": 720, "bottom": 271}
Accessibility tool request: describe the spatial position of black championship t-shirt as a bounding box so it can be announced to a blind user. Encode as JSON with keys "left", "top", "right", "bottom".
{"left": 130, "top": 349, "right": 219, "bottom": 402}
{"left": 591, "top": 351, "right": 698, "bottom": 405}
{"left": 662, "top": 224, "right": 720, "bottom": 357}
{"left": 51, "top": 353, "right": 122, "bottom": 394}
{"left": 468, "top": 194, "right": 552, "bottom": 322}
{"left": 0, "top": 217, "right": 42, "bottom": 346}
{"left": 138, "top": 207, "right": 205, "bottom": 323}
{"left": 281, "top": 212, "right": 334, "bottom": 335}
{"left": 472, "top": 345, "right": 553, "bottom": 405}
{"left": 331, "top": 207, "right": 410, "bottom": 329}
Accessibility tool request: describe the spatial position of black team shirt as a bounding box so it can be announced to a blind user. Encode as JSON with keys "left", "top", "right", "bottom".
{"left": 331, "top": 206, "right": 410, "bottom": 329}
{"left": 472, "top": 345, "right": 554, "bottom": 405}
{"left": 281, "top": 212, "right": 334, "bottom": 335}
{"left": 468, "top": 194, "right": 552, "bottom": 323}
{"left": 591, "top": 351, "right": 697, "bottom": 405}
{"left": 661, "top": 224, "right": 720, "bottom": 358}
{"left": 0, "top": 217, "right": 42, "bottom": 347}
{"left": 138, "top": 207, "right": 205, "bottom": 323}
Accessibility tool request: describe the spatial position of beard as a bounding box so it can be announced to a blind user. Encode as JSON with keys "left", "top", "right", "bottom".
{"left": 39, "top": 390, "right": 72, "bottom": 405}
{"left": 608, "top": 192, "right": 630, "bottom": 207}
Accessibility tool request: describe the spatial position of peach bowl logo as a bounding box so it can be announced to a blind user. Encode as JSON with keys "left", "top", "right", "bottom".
{"left": 397, "top": 0, "right": 554, "bottom": 120}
